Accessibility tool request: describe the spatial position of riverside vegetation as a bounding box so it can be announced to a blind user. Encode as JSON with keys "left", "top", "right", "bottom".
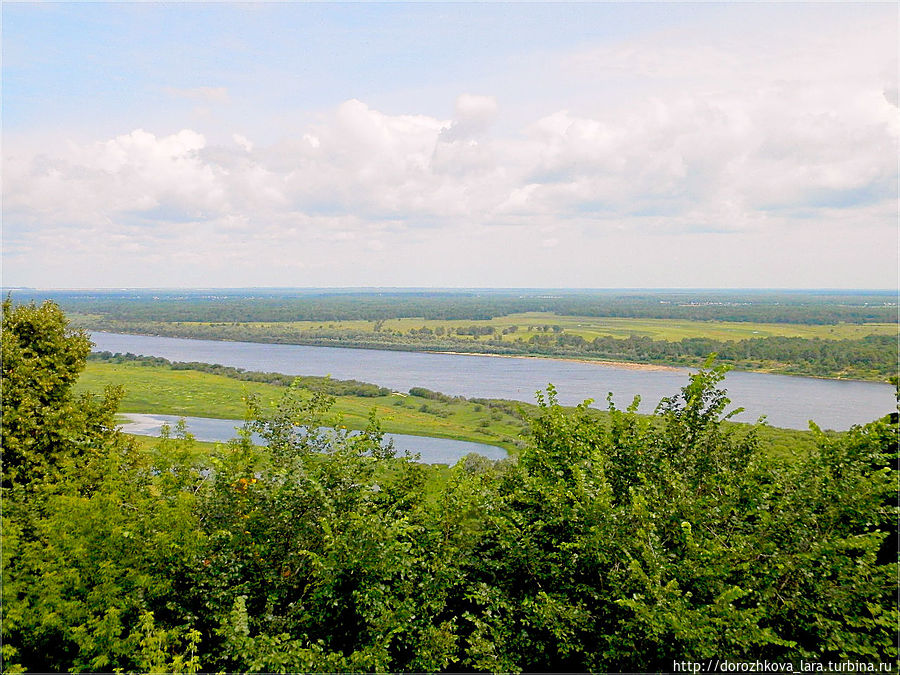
{"left": 80, "top": 351, "right": 822, "bottom": 458}
{"left": 21, "top": 288, "right": 899, "bottom": 381}
{"left": 2, "top": 299, "right": 897, "bottom": 671}
{"left": 81, "top": 352, "right": 527, "bottom": 452}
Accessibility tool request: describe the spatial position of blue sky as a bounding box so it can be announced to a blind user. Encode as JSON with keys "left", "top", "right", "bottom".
{"left": 4, "top": 3, "right": 691, "bottom": 137}
{"left": 3, "top": 2, "right": 897, "bottom": 288}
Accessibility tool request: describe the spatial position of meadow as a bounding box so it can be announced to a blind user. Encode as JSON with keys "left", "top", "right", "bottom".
{"left": 77, "top": 359, "right": 821, "bottom": 461}
{"left": 74, "top": 312, "right": 898, "bottom": 342}
{"left": 76, "top": 361, "right": 527, "bottom": 452}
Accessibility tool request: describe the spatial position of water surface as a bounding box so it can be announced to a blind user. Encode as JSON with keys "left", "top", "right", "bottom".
{"left": 92, "top": 332, "right": 896, "bottom": 431}
{"left": 119, "top": 413, "right": 507, "bottom": 464}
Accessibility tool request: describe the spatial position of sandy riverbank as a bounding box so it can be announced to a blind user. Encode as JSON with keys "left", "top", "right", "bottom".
{"left": 430, "top": 350, "right": 685, "bottom": 372}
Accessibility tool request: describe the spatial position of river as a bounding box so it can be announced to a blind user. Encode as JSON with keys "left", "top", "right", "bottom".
{"left": 91, "top": 332, "right": 896, "bottom": 431}
{"left": 118, "top": 413, "right": 506, "bottom": 464}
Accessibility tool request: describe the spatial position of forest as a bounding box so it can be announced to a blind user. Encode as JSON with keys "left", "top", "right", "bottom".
{"left": 17, "top": 288, "right": 898, "bottom": 324}
{"left": 2, "top": 299, "right": 897, "bottom": 672}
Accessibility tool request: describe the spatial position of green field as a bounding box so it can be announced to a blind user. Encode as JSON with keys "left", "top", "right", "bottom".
{"left": 77, "top": 360, "right": 821, "bottom": 461}
{"left": 96, "top": 313, "right": 896, "bottom": 343}
{"left": 77, "top": 362, "right": 527, "bottom": 452}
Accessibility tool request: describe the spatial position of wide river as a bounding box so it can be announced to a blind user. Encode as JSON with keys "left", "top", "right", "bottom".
{"left": 91, "top": 332, "right": 896, "bottom": 431}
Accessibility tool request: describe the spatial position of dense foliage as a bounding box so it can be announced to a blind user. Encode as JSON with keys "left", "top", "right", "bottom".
{"left": 1, "top": 299, "right": 122, "bottom": 486}
{"left": 3, "top": 302, "right": 897, "bottom": 671}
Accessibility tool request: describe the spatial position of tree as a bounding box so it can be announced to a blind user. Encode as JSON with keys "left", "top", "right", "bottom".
{"left": 1, "top": 298, "right": 122, "bottom": 485}
{"left": 1, "top": 299, "right": 204, "bottom": 671}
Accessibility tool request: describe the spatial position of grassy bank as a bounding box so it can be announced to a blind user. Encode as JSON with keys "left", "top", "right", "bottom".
{"left": 77, "top": 362, "right": 526, "bottom": 452}
{"left": 78, "top": 360, "right": 823, "bottom": 461}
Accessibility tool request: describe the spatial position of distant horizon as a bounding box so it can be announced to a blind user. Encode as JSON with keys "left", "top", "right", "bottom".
{"left": 5, "top": 286, "right": 897, "bottom": 295}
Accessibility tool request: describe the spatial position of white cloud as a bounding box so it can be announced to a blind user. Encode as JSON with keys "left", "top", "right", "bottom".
{"left": 440, "top": 94, "right": 498, "bottom": 142}
{"left": 7, "top": 74, "right": 895, "bottom": 231}
{"left": 4, "top": 8, "right": 896, "bottom": 287}
{"left": 232, "top": 133, "right": 253, "bottom": 152}
{"left": 5, "top": 128, "right": 234, "bottom": 232}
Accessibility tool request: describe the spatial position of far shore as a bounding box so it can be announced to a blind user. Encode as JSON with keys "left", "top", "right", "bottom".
{"left": 87, "top": 329, "right": 891, "bottom": 383}
{"left": 429, "top": 349, "right": 686, "bottom": 372}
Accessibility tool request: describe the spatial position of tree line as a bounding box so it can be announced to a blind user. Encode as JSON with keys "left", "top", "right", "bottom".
{"left": 12, "top": 288, "right": 897, "bottom": 324}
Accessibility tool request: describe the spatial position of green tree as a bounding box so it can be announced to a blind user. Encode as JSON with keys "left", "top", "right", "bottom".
{"left": 2, "top": 300, "right": 205, "bottom": 670}
{"left": 1, "top": 298, "right": 122, "bottom": 485}
{"left": 196, "top": 386, "right": 460, "bottom": 672}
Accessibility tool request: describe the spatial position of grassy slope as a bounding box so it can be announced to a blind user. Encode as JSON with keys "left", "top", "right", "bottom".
{"left": 78, "top": 361, "right": 821, "bottom": 461}
{"left": 77, "top": 362, "right": 526, "bottom": 452}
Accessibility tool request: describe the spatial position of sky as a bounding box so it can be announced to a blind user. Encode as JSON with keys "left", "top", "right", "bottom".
{"left": 2, "top": 2, "right": 898, "bottom": 289}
